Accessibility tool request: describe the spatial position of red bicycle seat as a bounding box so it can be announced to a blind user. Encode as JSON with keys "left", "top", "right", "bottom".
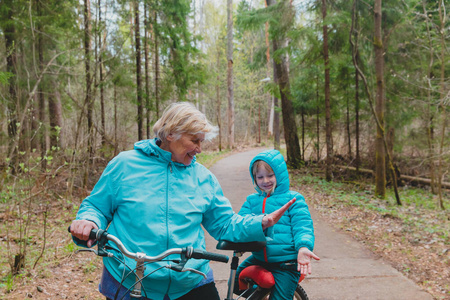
{"left": 239, "top": 265, "right": 275, "bottom": 290}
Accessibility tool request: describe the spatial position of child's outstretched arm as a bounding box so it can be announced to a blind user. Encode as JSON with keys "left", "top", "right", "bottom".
{"left": 261, "top": 198, "right": 296, "bottom": 230}
{"left": 297, "top": 247, "right": 320, "bottom": 275}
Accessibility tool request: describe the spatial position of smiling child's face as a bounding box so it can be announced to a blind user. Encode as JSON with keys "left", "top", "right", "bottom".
{"left": 255, "top": 164, "right": 276, "bottom": 193}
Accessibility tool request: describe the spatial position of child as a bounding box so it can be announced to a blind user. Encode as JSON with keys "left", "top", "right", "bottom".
{"left": 235, "top": 149, "right": 319, "bottom": 300}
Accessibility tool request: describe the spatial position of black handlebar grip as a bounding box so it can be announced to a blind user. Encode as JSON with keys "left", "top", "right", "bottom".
{"left": 89, "top": 228, "right": 99, "bottom": 240}
{"left": 67, "top": 226, "right": 99, "bottom": 240}
{"left": 191, "top": 249, "right": 229, "bottom": 263}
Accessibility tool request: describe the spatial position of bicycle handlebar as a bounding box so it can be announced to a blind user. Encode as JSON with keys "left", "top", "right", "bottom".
{"left": 190, "top": 248, "right": 229, "bottom": 263}
{"left": 68, "top": 227, "right": 229, "bottom": 264}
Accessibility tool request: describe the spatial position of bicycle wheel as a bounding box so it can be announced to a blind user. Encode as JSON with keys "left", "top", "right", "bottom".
{"left": 294, "top": 284, "right": 309, "bottom": 300}
{"left": 258, "top": 284, "right": 308, "bottom": 300}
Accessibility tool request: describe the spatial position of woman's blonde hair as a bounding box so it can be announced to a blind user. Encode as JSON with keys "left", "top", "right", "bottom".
{"left": 252, "top": 160, "right": 277, "bottom": 195}
{"left": 153, "top": 102, "right": 218, "bottom": 142}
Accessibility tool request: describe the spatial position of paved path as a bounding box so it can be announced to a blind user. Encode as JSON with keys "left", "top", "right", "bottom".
{"left": 205, "top": 148, "right": 434, "bottom": 300}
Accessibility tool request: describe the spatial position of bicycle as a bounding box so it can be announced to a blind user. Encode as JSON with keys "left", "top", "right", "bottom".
{"left": 216, "top": 240, "right": 309, "bottom": 300}
{"left": 69, "top": 227, "right": 229, "bottom": 300}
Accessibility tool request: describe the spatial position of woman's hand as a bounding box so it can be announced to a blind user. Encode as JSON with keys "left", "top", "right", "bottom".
{"left": 69, "top": 220, "right": 98, "bottom": 247}
{"left": 297, "top": 247, "right": 320, "bottom": 275}
{"left": 261, "top": 198, "right": 296, "bottom": 230}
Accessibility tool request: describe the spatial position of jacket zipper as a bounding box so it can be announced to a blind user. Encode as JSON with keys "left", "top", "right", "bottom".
{"left": 262, "top": 194, "right": 269, "bottom": 262}
{"left": 165, "top": 162, "right": 172, "bottom": 295}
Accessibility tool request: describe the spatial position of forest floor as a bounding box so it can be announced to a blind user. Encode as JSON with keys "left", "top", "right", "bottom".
{"left": 0, "top": 149, "right": 449, "bottom": 300}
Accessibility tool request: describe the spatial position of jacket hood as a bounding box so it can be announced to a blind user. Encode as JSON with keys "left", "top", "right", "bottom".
{"left": 134, "top": 138, "right": 197, "bottom": 166}
{"left": 249, "top": 149, "right": 289, "bottom": 195}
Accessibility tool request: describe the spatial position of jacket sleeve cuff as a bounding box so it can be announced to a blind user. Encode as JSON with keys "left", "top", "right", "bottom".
{"left": 241, "top": 214, "right": 267, "bottom": 241}
{"left": 296, "top": 240, "right": 314, "bottom": 252}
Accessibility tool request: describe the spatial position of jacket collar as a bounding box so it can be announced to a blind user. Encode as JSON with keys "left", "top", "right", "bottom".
{"left": 134, "top": 138, "right": 196, "bottom": 167}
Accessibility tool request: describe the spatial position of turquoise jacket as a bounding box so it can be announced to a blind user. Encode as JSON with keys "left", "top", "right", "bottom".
{"left": 238, "top": 149, "right": 315, "bottom": 262}
{"left": 74, "top": 138, "right": 266, "bottom": 300}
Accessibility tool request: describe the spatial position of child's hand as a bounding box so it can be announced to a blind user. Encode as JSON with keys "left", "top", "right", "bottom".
{"left": 262, "top": 198, "right": 296, "bottom": 230}
{"left": 297, "top": 247, "right": 320, "bottom": 275}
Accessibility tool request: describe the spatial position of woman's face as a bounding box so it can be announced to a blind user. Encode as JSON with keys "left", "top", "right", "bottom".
{"left": 165, "top": 132, "right": 204, "bottom": 166}
{"left": 255, "top": 165, "right": 276, "bottom": 193}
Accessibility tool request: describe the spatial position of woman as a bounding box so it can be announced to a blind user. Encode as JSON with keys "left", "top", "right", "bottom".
{"left": 70, "top": 102, "right": 294, "bottom": 300}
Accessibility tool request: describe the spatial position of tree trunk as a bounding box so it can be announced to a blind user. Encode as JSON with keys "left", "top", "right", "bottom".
{"left": 437, "top": 0, "right": 447, "bottom": 210}
{"left": 84, "top": 0, "right": 93, "bottom": 153}
{"left": 84, "top": 0, "right": 93, "bottom": 152}
{"left": 374, "top": 0, "right": 386, "bottom": 197}
{"left": 301, "top": 109, "right": 305, "bottom": 161}
{"left": 37, "top": 0, "right": 46, "bottom": 162}
{"left": 216, "top": 49, "right": 222, "bottom": 152}
{"left": 272, "top": 42, "right": 301, "bottom": 167}
{"left": 355, "top": 60, "right": 360, "bottom": 173}
{"left": 385, "top": 127, "right": 396, "bottom": 185}
{"left": 30, "top": 96, "right": 40, "bottom": 152}
{"left": 48, "top": 81, "right": 63, "bottom": 149}
{"left": 227, "top": 0, "right": 235, "bottom": 149}
{"left": 316, "top": 74, "right": 320, "bottom": 162}
{"left": 154, "top": 11, "right": 160, "bottom": 119}
{"left": 135, "top": 0, "right": 143, "bottom": 141}
{"left": 144, "top": 3, "right": 151, "bottom": 139}
{"left": 273, "top": 55, "right": 280, "bottom": 151}
{"left": 273, "top": 46, "right": 301, "bottom": 168}
{"left": 258, "top": 103, "right": 261, "bottom": 143}
{"left": 322, "top": 0, "right": 333, "bottom": 181}
{"left": 114, "top": 83, "right": 119, "bottom": 156}
{"left": 350, "top": 0, "right": 361, "bottom": 173}
{"left": 84, "top": 0, "right": 93, "bottom": 188}
{"left": 346, "top": 79, "right": 352, "bottom": 159}
{"left": 422, "top": 0, "right": 437, "bottom": 194}
{"left": 264, "top": 0, "right": 274, "bottom": 145}
{"left": 4, "top": 1, "right": 18, "bottom": 170}
{"left": 98, "top": 0, "right": 106, "bottom": 146}
{"left": 350, "top": 0, "right": 400, "bottom": 204}
{"left": 273, "top": 96, "right": 280, "bottom": 150}
{"left": 267, "top": 0, "right": 301, "bottom": 167}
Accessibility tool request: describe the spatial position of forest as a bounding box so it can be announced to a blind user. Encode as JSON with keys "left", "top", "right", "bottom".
{"left": 0, "top": 0, "right": 448, "bottom": 298}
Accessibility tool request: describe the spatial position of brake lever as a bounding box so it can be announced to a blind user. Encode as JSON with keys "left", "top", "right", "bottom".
{"left": 75, "top": 247, "right": 113, "bottom": 258}
{"left": 181, "top": 267, "right": 207, "bottom": 279}
{"left": 75, "top": 248, "right": 98, "bottom": 255}
{"left": 166, "top": 264, "right": 207, "bottom": 279}
{"left": 168, "top": 247, "right": 189, "bottom": 272}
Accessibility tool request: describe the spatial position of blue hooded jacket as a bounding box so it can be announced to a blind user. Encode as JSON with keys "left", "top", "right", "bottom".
{"left": 238, "top": 149, "right": 315, "bottom": 262}
{"left": 74, "top": 138, "right": 267, "bottom": 300}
